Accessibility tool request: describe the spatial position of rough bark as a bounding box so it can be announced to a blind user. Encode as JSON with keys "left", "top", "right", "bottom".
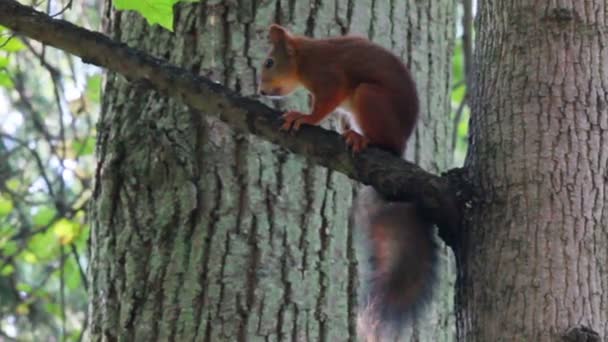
{"left": 461, "top": 1, "right": 608, "bottom": 341}
{"left": 88, "top": 1, "right": 453, "bottom": 341}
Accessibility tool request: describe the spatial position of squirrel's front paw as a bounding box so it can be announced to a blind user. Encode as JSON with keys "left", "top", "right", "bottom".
{"left": 342, "top": 129, "right": 370, "bottom": 153}
{"left": 280, "top": 111, "right": 312, "bottom": 131}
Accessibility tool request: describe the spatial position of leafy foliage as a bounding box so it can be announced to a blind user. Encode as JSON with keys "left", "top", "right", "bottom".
{"left": 0, "top": 25, "right": 25, "bottom": 88}
{"left": 450, "top": 4, "right": 473, "bottom": 166}
{"left": 0, "top": 1, "right": 101, "bottom": 340}
{"left": 113, "top": 0, "right": 200, "bottom": 31}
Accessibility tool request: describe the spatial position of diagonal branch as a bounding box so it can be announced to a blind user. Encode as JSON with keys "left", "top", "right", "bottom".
{"left": 0, "top": 0, "right": 463, "bottom": 247}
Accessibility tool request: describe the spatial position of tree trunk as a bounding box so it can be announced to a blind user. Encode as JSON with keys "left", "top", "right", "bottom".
{"left": 461, "top": 1, "right": 608, "bottom": 341}
{"left": 88, "top": 1, "right": 454, "bottom": 341}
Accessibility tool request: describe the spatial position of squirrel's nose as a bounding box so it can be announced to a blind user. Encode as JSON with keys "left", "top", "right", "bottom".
{"left": 259, "top": 90, "right": 267, "bottom": 96}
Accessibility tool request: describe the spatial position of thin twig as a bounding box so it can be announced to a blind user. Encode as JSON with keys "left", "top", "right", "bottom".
{"left": 0, "top": 32, "right": 18, "bottom": 49}
{"left": 70, "top": 243, "right": 88, "bottom": 290}
{"left": 451, "top": 93, "right": 468, "bottom": 152}
{"left": 462, "top": 0, "right": 474, "bottom": 89}
{"left": 51, "top": 0, "right": 73, "bottom": 17}
{"left": 60, "top": 244, "right": 66, "bottom": 342}
{"left": 22, "top": 38, "right": 62, "bottom": 77}
{"left": 0, "top": 132, "right": 56, "bottom": 199}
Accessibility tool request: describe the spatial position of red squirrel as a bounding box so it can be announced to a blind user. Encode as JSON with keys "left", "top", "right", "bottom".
{"left": 259, "top": 24, "right": 437, "bottom": 339}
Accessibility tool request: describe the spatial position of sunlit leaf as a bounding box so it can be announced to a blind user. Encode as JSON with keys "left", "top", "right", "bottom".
{"left": 0, "top": 70, "right": 13, "bottom": 88}
{"left": 52, "top": 218, "right": 79, "bottom": 245}
{"left": 113, "top": 0, "right": 201, "bottom": 31}
{"left": 0, "top": 36, "right": 26, "bottom": 52}
{"left": 0, "top": 26, "right": 25, "bottom": 52}
{"left": 452, "top": 42, "right": 464, "bottom": 84}
{"left": 16, "top": 282, "right": 32, "bottom": 293}
{"left": 452, "top": 84, "right": 466, "bottom": 106}
{"left": 86, "top": 74, "right": 102, "bottom": 104}
{"left": 33, "top": 288, "right": 51, "bottom": 300}
{"left": 6, "top": 179, "right": 20, "bottom": 192}
{"left": 0, "top": 195, "right": 13, "bottom": 216}
{"left": 0, "top": 224, "right": 14, "bottom": 238}
{"left": 23, "top": 251, "right": 38, "bottom": 263}
{"left": 1, "top": 240, "right": 18, "bottom": 256}
{"left": 65, "top": 258, "right": 82, "bottom": 290}
{"left": 114, "top": 0, "right": 176, "bottom": 30}
{"left": 0, "top": 264, "right": 14, "bottom": 276}
{"left": 73, "top": 137, "right": 96, "bottom": 157}
{"left": 33, "top": 207, "right": 57, "bottom": 228}
{"left": 458, "top": 109, "right": 470, "bottom": 139}
{"left": 28, "top": 229, "right": 58, "bottom": 261}
{"left": 74, "top": 223, "right": 90, "bottom": 248}
{"left": 45, "top": 302, "right": 61, "bottom": 316}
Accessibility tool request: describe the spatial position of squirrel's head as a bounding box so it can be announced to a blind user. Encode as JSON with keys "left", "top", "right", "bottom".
{"left": 258, "top": 24, "right": 299, "bottom": 98}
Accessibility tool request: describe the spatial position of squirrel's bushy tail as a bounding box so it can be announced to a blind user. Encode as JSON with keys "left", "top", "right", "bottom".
{"left": 353, "top": 186, "right": 438, "bottom": 341}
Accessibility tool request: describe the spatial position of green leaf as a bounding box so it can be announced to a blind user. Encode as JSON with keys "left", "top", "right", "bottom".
{"left": 45, "top": 302, "right": 61, "bottom": 317}
{"left": 16, "top": 282, "right": 32, "bottom": 293}
{"left": 23, "top": 251, "right": 37, "bottom": 263}
{"left": 85, "top": 74, "right": 101, "bottom": 104}
{"left": 457, "top": 108, "right": 470, "bottom": 139}
{"left": 52, "top": 218, "right": 79, "bottom": 245}
{"left": 113, "top": 0, "right": 201, "bottom": 31}
{"left": 73, "top": 137, "right": 96, "bottom": 156}
{"left": 452, "top": 42, "right": 464, "bottom": 84}
{"left": 0, "top": 70, "right": 13, "bottom": 88}
{"left": 0, "top": 264, "right": 14, "bottom": 276}
{"left": 64, "top": 258, "right": 81, "bottom": 290}
{"left": 0, "top": 37, "right": 25, "bottom": 52}
{"left": 5, "top": 179, "right": 20, "bottom": 192}
{"left": 74, "top": 223, "right": 90, "bottom": 248}
{"left": 0, "top": 25, "right": 25, "bottom": 52}
{"left": 0, "top": 195, "right": 13, "bottom": 217}
{"left": 33, "top": 207, "right": 57, "bottom": 228}
{"left": 114, "top": 0, "right": 177, "bottom": 31}
{"left": 1, "top": 240, "right": 18, "bottom": 256}
{"left": 27, "top": 229, "right": 58, "bottom": 261}
{"left": 0, "top": 224, "right": 15, "bottom": 240}
{"left": 452, "top": 84, "right": 466, "bottom": 106}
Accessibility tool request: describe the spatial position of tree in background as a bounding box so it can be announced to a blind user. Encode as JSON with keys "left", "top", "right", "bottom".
{"left": 460, "top": 1, "right": 607, "bottom": 340}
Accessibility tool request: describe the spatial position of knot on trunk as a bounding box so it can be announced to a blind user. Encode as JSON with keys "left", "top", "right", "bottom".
{"left": 562, "top": 325, "right": 601, "bottom": 342}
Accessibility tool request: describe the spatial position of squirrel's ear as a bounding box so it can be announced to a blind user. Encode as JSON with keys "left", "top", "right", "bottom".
{"left": 269, "top": 24, "right": 295, "bottom": 55}
{"left": 268, "top": 24, "right": 288, "bottom": 43}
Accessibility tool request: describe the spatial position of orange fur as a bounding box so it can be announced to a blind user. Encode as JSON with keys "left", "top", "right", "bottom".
{"left": 258, "top": 25, "right": 418, "bottom": 155}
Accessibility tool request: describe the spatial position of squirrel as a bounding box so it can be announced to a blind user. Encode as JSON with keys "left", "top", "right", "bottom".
{"left": 258, "top": 24, "right": 438, "bottom": 340}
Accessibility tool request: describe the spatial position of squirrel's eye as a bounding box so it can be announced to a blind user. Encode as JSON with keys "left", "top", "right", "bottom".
{"left": 264, "top": 58, "right": 274, "bottom": 68}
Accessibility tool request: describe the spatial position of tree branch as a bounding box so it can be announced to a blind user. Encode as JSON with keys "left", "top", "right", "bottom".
{"left": 0, "top": 0, "right": 463, "bottom": 248}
